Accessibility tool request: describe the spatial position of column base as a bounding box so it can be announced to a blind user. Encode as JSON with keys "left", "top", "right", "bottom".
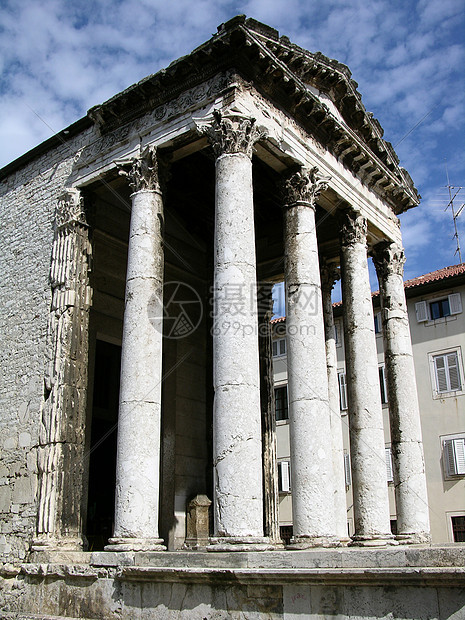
{"left": 105, "top": 537, "right": 166, "bottom": 552}
{"left": 207, "top": 536, "right": 274, "bottom": 552}
{"left": 396, "top": 532, "right": 432, "bottom": 545}
{"left": 349, "top": 534, "right": 398, "bottom": 547}
{"left": 287, "top": 535, "right": 342, "bottom": 550}
{"left": 31, "top": 535, "right": 87, "bottom": 552}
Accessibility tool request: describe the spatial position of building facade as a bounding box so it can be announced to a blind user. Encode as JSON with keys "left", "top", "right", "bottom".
{"left": 273, "top": 263, "right": 465, "bottom": 545}
{"left": 0, "top": 15, "right": 463, "bottom": 619}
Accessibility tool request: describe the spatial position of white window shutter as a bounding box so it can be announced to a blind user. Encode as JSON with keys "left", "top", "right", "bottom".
{"left": 454, "top": 439, "right": 465, "bottom": 475}
{"left": 415, "top": 301, "right": 428, "bottom": 322}
{"left": 344, "top": 453, "right": 351, "bottom": 486}
{"left": 447, "top": 353, "right": 462, "bottom": 391}
{"left": 434, "top": 355, "right": 448, "bottom": 392}
{"left": 338, "top": 372, "right": 348, "bottom": 410}
{"left": 279, "top": 461, "right": 290, "bottom": 492}
{"left": 444, "top": 440, "right": 456, "bottom": 476}
{"left": 448, "top": 293, "right": 462, "bottom": 315}
{"left": 385, "top": 448, "right": 394, "bottom": 482}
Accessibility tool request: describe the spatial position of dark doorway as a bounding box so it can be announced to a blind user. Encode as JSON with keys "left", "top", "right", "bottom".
{"left": 86, "top": 340, "right": 121, "bottom": 550}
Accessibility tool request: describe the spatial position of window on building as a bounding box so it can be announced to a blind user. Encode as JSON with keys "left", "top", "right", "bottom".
{"left": 415, "top": 292, "right": 462, "bottom": 322}
{"left": 443, "top": 437, "right": 465, "bottom": 477}
{"left": 338, "top": 372, "right": 348, "bottom": 411}
{"left": 431, "top": 350, "right": 463, "bottom": 395}
{"left": 280, "top": 525, "right": 293, "bottom": 545}
{"left": 379, "top": 365, "right": 388, "bottom": 404}
{"left": 275, "top": 385, "right": 288, "bottom": 421}
{"left": 272, "top": 337, "right": 286, "bottom": 357}
{"left": 334, "top": 320, "right": 342, "bottom": 347}
{"left": 385, "top": 447, "right": 394, "bottom": 483}
{"left": 374, "top": 311, "right": 382, "bottom": 334}
{"left": 451, "top": 516, "right": 465, "bottom": 542}
{"left": 278, "top": 461, "right": 291, "bottom": 492}
{"left": 344, "top": 452, "right": 351, "bottom": 487}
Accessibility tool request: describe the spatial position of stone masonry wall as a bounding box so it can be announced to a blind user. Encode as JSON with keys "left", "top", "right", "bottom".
{"left": 0, "top": 128, "right": 94, "bottom": 562}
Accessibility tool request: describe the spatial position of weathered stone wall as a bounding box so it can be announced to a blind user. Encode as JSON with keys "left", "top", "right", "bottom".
{"left": 0, "top": 129, "right": 94, "bottom": 561}
{"left": 0, "top": 548, "right": 464, "bottom": 619}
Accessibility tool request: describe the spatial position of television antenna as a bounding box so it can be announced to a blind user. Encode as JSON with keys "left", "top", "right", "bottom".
{"left": 444, "top": 163, "right": 464, "bottom": 263}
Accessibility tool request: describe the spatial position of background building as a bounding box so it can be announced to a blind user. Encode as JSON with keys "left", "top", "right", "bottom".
{"left": 273, "top": 263, "right": 465, "bottom": 544}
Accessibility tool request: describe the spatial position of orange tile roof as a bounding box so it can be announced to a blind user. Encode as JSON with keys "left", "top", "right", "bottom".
{"left": 403, "top": 263, "right": 465, "bottom": 289}
{"left": 270, "top": 263, "right": 465, "bottom": 321}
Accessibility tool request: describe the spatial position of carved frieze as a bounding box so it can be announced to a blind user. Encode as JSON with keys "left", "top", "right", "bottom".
{"left": 78, "top": 73, "right": 232, "bottom": 169}
{"left": 203, "top": 110, "right": 268, "bottom": 158}
{"left": 281, "top": 166, "right": 330, "bottom": 208}
{"left": 340, "top": 209, "right": 367, "bottom": 247}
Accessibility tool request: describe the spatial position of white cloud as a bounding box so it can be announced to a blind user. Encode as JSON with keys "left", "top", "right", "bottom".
{"left": 0, "top": 0, "right": 463, "bottom": 280}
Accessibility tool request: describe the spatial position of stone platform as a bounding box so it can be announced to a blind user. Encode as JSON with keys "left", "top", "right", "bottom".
{"left": 1, "top": 545, "right": 464, "bottom": 619}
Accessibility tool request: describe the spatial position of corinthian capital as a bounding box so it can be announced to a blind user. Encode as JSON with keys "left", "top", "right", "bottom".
{"left": 118, "top": 146, "right": 159, "bottom": 192}
{"left": 56, "top": 189, "right": 87, "bottom": 229}
{"left": 372, "top": 241, "right": 405, "bottom": 279}
{"left": 340, "top": 209, "right": 367, "bottom": 247}
{"left": 281, "top": 166, "right": 330, "bottom": 208}
{"left": 203, "top": 110, "right": 267, "bottom": 158}
{"left": 320, "top": 258, "right": 341, "bottom": 292}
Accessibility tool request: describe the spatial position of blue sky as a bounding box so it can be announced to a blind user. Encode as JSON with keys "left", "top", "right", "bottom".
{"left": 1, "top": 0, "right": 464, "bottom": 295}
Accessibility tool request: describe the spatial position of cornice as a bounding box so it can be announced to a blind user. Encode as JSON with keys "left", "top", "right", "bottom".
{"left": 1, "top": 15, "right": 420, "bottom": 215}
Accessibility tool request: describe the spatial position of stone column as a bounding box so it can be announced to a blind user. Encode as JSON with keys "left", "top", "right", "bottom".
{"left": 340, "top": 210, "right": 393, "bottom": 546}
{"left": 282, "top": 167, "right": 339, "bottom": 548}
{"left": 106, "top": 147, "right": 165, "bottom": 551}
{"left": 258, "top": 282, "right": 281, "bottom": 546}
{"left": 33, "top": 189, "right": 92, "bottom": 552}
{"left": 372, "top": 241, "right": 431, "bottom": 543}
{"left": 320, "top": 259, "right": 349, "bottom": 543}
{"left": 204, "top": 111, "right": 271, "bottom": 550}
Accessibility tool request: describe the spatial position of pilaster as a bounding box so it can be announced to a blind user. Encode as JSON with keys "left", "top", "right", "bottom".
{"left": 33, "top": 188, "right": 92, "bottom": 551}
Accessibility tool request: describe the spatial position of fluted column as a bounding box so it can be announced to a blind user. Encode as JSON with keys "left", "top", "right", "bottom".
{"left": 372, "top": 241, "right": 431, "bottom": 543}
{"left": 33, "top": 189, "right": 92, "bottom": 552}
{"left": 320, "top": 259, "right": 349, "bottom": 543}
{"left": 282, "top": 167, "right": 339, "bottom": 548}
{"left": 204, "top": 112, "right": 271, "bottom": 550}
{"left": 340, "top": 210, "right": 394, "bottom": 546}
{"left": 106, "top": 147, "right": 165, "bottom": 551}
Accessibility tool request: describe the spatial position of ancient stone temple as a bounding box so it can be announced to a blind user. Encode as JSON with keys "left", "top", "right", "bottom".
{"left": 1, "top": 15, "right": 463, "bottom": 619}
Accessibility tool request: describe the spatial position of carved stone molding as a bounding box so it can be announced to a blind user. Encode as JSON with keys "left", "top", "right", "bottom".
{"left": 118, "top": 146, "right": 159, "bottom": 193}
{"left": 56, "top": 189, "right": 87, "bottom": 229}
{"left": 320, "top": 258, "right": 341, "bottom": 292}
{"left": 340, "top": 209, "right": 367, "bottom": 248}
{"left": 281, "top": 166, "right": 330, "bottom": 208}
{"left": 372, "top": 241, "right": 405, "bottom": 279}
{"left": 203, "top": 110, "right": 267, "bottom": 158}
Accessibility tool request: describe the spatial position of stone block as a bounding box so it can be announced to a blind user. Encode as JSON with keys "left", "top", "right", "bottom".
{"left": 90, "top": 551, "right": 135, "bottom": 566}
{"left": 12, "top": 476, "right": 34, "bottom": 504}
{"left": 0, "top": 486, "right": 11, "bottom": 512}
